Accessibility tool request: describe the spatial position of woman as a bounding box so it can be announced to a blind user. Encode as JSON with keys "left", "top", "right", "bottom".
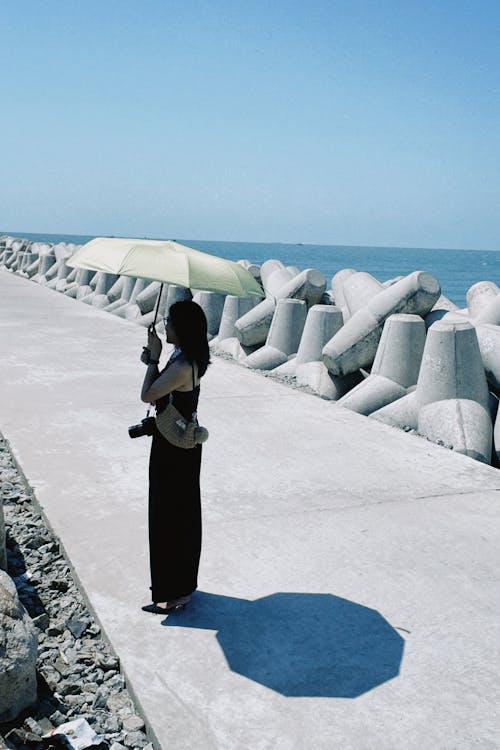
{"left": 140, "top": 300, "right": 210, "bottom": 614}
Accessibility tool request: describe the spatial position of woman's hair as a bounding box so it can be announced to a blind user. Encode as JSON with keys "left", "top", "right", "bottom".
{"left": 169, "top": 300, "right": 211, "bottom": 377}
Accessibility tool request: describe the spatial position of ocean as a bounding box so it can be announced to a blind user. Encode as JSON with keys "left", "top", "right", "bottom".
{"left": 2, "top": 230, "right": 499, "bottom": 308}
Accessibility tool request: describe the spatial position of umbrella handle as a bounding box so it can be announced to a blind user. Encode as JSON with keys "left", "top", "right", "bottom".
{"left": 152, "top": 283, "right": 164, "bottom": 327}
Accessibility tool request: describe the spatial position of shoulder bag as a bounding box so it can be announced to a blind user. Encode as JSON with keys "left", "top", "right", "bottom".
{"left": 155, "top": 363, "right": 209, "bottom": 448}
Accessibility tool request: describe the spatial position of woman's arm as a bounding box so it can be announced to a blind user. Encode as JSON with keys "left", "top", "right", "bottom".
{"left": 141, "top": 363, "right": 160, "bottom": 403}
{"left": 141, "top": 360, "right": 192, "bottom": 404}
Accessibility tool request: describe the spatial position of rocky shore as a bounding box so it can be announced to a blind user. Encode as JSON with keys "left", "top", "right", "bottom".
{"left": 0, "top": 433, "right": 153, "bottom": 750}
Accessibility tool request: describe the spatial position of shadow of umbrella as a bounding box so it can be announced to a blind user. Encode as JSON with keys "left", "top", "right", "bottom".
{"left": 161, "top": 591, "right": 405, "bottom": 698}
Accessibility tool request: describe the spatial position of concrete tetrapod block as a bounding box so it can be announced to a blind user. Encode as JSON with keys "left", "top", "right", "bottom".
{"left": 211, "top": 336, "right": 258, "bottom": 362}
{"left": 25, "top": 257, "right": 41, "bottom": 278}
{"left": 475, "top": 323, "right": 500, "bottom": 393}
{"left": 296, "top": 305, "right": 344, "bottom": 366}
{"left": 82, "top": 272, "right": 119, "bottom": 307}
{"left": 322, "top": 270, "right": 441, "bottom": 377}
{"left": 192, "top": 290, "right": 226, "bottom": 337}
{"left": 370, "top": 391, "right": 419, "bottom": 431}
{"left": 244, "top": 345, "right": 290, "bottom": 370}
{"left": 112, "top": 278, "right": 150, "bottom": 317}
{"left": 342, "top": 272, "right": 384, "bottom": 317}
{"left": 13, "top": 251, "right": 28, "bottom": 273}
{"left": 234, "top": 269, "right": 326, "bottom": 347}
{"left": 416, "top": 320, "right": 492, "bottom": 463}
{"left": 33, "top": 253, "right": 56, "bottom": 283}
{"left": 138, "top": 310, "right": 157, "bottom": 327}
{"left": 103, "top": 299, "right": 128, "bottom": 314}
{"left": 336, "top": 314, "right": 426, "bottom": 415}
{"left": 233, "top": 297, "right": 276, "bottom": 347}
{"left": 166, "top": 283, "right": 193, "bottom": 308}
{"left": 296, "top": 361, "right": 363, "bottom": 400}
{"left": 320, "top": 290, "right": 336, "bottom": 305}
{"left": 216, "top": 295, "right": 259, "bottom": 343}
{"left": 466, "top": 281, "right": 499, "bottom": 317}
{"left": 11, "top": 251, "right": 24, "bottom": 273}
{"left": 488, "top": 392, "right": 499, "bottom": 423}
{"left": 124, "top": 304, "right": 144, "bottom": 322}
{"left": 140, "top": 283, "right": 169, "bottom": 326}
{"left": 103, "top": 276, "right": 137, "bottom": 312}
{"left": 46, "top": 260, "right": 71, "bottom": 290}
{"left": 54, "top": 261, "right": 72, "bottom": 291}
{"left": 331, "top": 268, "right": 357, "bottom": 310}
{"left": 276, "top": 268, "right": 326, "bottom": 307}
{"left": 271, "top": 357, "right": 298, "bottom": 377}
{"left": 64, "top": 269, "right": 94, "bottom": 298}
{"left": 245, "top": 299, "right": 307, "bottom": 370}
{"left": 474, "top": 294, "right": 500, "bottom": 326}
{"left": 30, "top": 241, "right": 53, "bottom": 255}
{"left": 19, "top": 253, "right": 38, "bottom": 276}
{"left": 52, "top": 241, "right": 75, "bottom": 263}
{"left": 106, "top": 275, "right": 125, "bottom": 303}
{"left": 237, "top": 258, "right": 261, "bottom": 280}
{"left": 418, "top": 399, "right": 493, "bottom": 463}
{"left": 76, "top": 285, "right": 93, "bottom": 301}
{"left": 1, "top": 249, "right": 14, "bottom": 267}
{"left": 416, "top": 320, "right": 490, "bottom": 410}
{"left": 4, "top": 249, "right": 20, "bottom": 269}
{"left": 65, "top": 267, "right": 78, "bottom": 284}
{"left": 337, "top": 374, "right": 407, "bottom": 415}
{"left": 267, "top": 298, "right": 307, "bottom": 354}
{"left": 371, "top": 314, "right": 426, "bottom": 388}
{"left": 136, "top": 281, "right": 162, "bottom": 314}
{"left": 44, "top": 257, "right": 64, "bottom": 282}
{"left": 0, "top": 571, "right": 38, "bottom": 722}
{"left": 260, "top": 259, "right": 295, "bottom": 296}
{"left": 424, "top": 294, "right": 461, "bottom": 329}
{"left": 381, "top": 275, "right": 405, "bottom": 288}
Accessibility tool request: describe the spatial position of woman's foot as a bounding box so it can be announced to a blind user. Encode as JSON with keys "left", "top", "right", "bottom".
{"left": 141, "top": 595, "right": 191, "bottom": 614}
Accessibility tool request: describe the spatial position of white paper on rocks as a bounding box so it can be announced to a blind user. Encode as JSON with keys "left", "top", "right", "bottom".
{"left": 43, "top": 718, "right": 102, "bottom": 749}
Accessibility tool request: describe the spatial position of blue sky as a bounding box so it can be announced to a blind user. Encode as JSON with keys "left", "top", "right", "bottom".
{"left": 1, "top": 1, "right": 499, "bottom": 249}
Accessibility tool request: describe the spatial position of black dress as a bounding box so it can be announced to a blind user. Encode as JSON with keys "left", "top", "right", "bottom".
{"left": 148, "top": 357, "right": 202, "bottom": 603}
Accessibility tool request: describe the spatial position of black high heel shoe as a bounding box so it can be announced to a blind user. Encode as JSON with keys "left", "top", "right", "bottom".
{"left": 141, "top": 595, "right": 191, "bottom": 614}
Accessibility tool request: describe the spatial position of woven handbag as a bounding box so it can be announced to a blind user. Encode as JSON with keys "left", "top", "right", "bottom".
{"left": 155, "top": 363, "right": 209, "bottom": 449}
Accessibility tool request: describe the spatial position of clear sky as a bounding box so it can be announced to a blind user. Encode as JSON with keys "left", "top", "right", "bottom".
{"left": 1, "top": 1, "right": 499, "bottom": 249}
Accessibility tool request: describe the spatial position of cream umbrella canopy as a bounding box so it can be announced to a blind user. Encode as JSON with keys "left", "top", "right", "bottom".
{"left": 67, "top": 237, "right": 264, "bottom": 298}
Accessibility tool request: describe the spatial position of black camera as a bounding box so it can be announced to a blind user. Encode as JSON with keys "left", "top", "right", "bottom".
{"left": 128, "top": 416, "right": 156, "bottom": 439}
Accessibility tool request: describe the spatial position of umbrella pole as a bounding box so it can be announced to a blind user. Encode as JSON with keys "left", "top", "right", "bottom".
{"left": 152, "top": 283, "right": 164, "bottom": 327}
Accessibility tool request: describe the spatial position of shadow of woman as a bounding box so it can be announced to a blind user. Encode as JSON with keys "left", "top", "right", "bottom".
{"left": 161, "top": 590, "right": 405, "bottom": 698}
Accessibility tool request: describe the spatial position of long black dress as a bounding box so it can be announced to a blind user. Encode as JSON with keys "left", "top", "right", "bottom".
{"left": 148, "top": 357, "right": 202, "bottom": 603}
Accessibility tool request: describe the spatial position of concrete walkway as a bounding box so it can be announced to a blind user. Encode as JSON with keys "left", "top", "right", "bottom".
{"left": 1, "top": 270, "right": 499, "bottom": 750}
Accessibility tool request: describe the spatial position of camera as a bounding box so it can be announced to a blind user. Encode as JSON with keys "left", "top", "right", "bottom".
{"left": 128, "top": 416, "right": 156, "bottom": 439}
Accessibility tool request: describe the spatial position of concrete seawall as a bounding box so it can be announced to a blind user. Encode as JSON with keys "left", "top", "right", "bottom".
{"left": 1, "top": 271, "right": 500, "bottom": 749}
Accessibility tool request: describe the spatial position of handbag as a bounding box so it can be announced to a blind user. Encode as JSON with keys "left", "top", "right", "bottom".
{"left": 155, "top": 363, "right": 209, "bottom": 449}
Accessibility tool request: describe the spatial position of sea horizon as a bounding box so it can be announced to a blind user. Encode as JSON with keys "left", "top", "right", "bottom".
{"left": 1, "top": 228, "right": 497, "bottom": 255}
{"left": 2, "top": 229, "right": 499, "bottom": 309}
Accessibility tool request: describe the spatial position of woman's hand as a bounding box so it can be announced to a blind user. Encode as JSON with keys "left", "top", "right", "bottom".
{"left": 147, "top": 326, "right": 162, "bottom": 359}
{"left": 140, "top": 347, "right": 151, "bottom": 364}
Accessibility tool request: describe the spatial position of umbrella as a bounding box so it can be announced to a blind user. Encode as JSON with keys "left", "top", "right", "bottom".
{"left": 67, "top": 237, "right": 264, "bottom": 299}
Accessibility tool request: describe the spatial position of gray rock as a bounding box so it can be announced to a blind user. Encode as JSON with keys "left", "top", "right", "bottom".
{"left": 0, "top": 571, "right": 38, "bottom": 722}
{"left": 105, "top": 715, "right": 123, "bottom": 733}
{"left": 49, "top": 709, "right": 68, "bottom": 726}
{"left": 124, "top": 731, "right": 149, "bottom": 748}
{"left": 32, "top": 612, "right": 50, "bottom": 630}
{"left": 67, "top": 618, "right": 88, "bottom": 639}
{"left": 107, "top": 691, "right": 133, "bottom": 713}
{"left": 0, "top": 496, "right": 5, "bottom": 571}
{"left": 122, "top": 715, "right": 145, "bottom": 732}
